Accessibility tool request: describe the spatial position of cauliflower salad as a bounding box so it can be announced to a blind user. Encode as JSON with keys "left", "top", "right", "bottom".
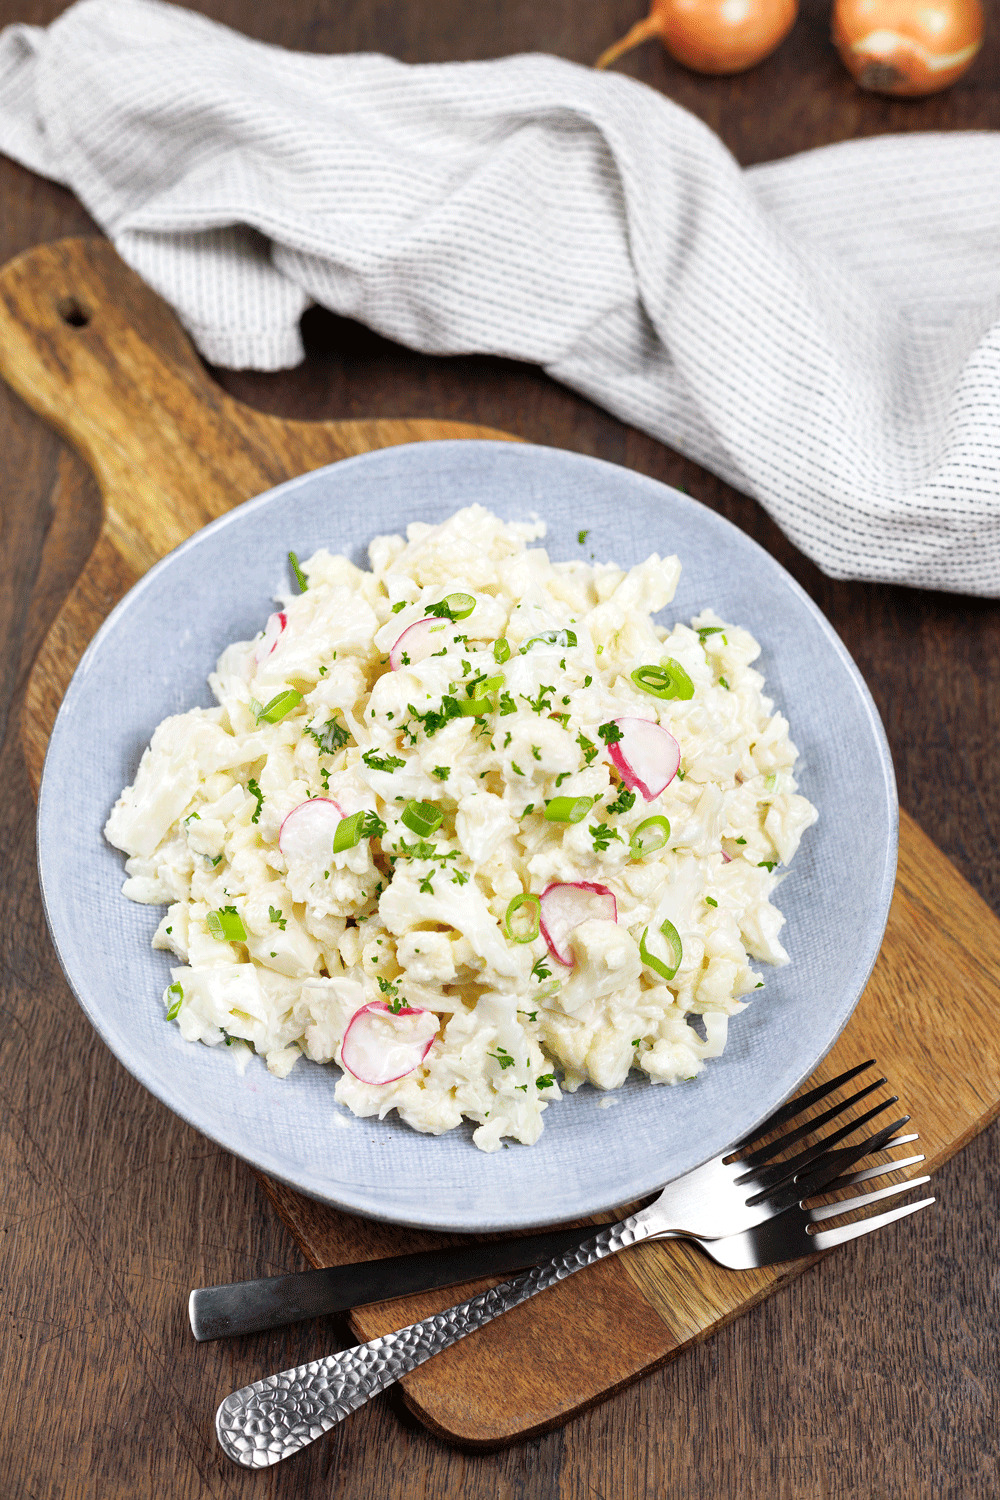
{"left": 105, "top": 506, "right": 817, "bottom": 1152}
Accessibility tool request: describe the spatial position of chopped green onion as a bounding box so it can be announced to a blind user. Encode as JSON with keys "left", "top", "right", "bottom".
{"left": 639, "top": 918, "right": 683, "bottom": 981}
{"left": 630, "top": 815, "right": 670, "bottom": 859}
{"left": 631, "top": 659, "right": 694, "bottom": 701}
{"left": 521, "top": 629, "right": 577, "bottom": 652}
{"left": 333, "top": 810, "right": 365, "bottom": 851}
{"left": 493, "top": 638, "right": 511, "bottom": 664}
{"left": 256, "top": 689, "right": 302, "bottom": 724}
{"left": 391, "top": 600, "right": 407, "bottom": 614}
{"left": 705, "top": 896, "right": 718, "bottom": 907}
{"left": 207, "top": 906, "right": 247, "bottom": 943}
{"left": 166, "top": 983, "right": 183, "bottom": 1020}
{"left": 504, "top": 892, "right": 541, "bottom": 944}
{"left": 288, "top": 551, "right": 308, "bottom": 592}
{"left": 698, "top": 626, "right": 725, "bottom": 642}
{"left": 763, "top": 772, "right": 778, "bottom": 793}
{"left": 544, "top": 795, "right": 595, "bottom": 824}
{"left": 401, "top": 800, "right": 444, "bottom": 836}
{"left": 426, "top": 592, "right": 476, "bottom": 622}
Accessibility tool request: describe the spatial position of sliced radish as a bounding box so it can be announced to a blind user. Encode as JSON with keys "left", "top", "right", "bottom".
{"left": 539, "top": 881, "right": 617, "bottom": 968}
{"left": 254, "top": 610, "right": 287, "bottom": 666}
{"left": 340, "top": 1001, "right": 438, "bottom": 1085}
{"left": 278, "top": 798, "right": 344, "bottom": 866}
{"left": 608, "top": 717, "right": 680, "bottom": 801}
{"left": 389, "top": 617, "right": 451, "bottom": 671}
{"left": 721, "top": 849, "right": 732, "bottom": 864}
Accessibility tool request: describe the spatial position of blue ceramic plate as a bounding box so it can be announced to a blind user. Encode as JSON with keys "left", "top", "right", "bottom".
{"left": 37, "top": 442, "right": 897, "bottom": 1232}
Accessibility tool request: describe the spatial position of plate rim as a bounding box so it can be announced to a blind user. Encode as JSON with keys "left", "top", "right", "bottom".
{"left": 36, "top": 439, "right": 899, "bottom": 1231}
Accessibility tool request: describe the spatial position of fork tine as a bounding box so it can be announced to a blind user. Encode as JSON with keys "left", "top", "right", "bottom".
{"left": 809, "top": 1194, "right": 935, "bottom": 1251}
{"left": 806, "top": 1174, "right": 931, "bottom": 1223}
{"left": 813, "top": 1151, "right": 925, "bottom": 1198}
{"left": 732, "top": 1059, "right": 877, "bottom": 1150}
{"left": 741, "top": 1097, "right": 901, "bottom": 1195}
{"left": 738, "top": 1075, "right": 888, "bottom": 1168}
{"left": 750, "top": 1115, "right": 909, "bottom": 1212}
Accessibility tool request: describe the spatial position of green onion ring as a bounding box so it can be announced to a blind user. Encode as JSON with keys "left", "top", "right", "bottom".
{"left": 332, "top": 810, "right": 365, "bottom": 852}
{"left": 401, "top": 800, "right": 444, "bottom": 837}
{"left": 207, "top": 908, "right": 247, "bottom": 943}
{"left": 543, "top": 795, "right": 595, "bottom": 824}
{"left": 256, "top": 688, "right": 303, "bottom": 724}
{"left": 630, "top": 814, "right": 670, "bottom": 859}
{"left": 639, "top": 918, "right": 683, "bottom": 981}
{"left": 631, "top": 659, "right": 694, "bottom": 701}
{"left": 443, "top": 592, "right": 476, "bottom": 620}
{"left": 493, "top": 638, "right": 511, "bottom": 664}
{"left": 504, "top": 892, "right": 541, "bottom": 943}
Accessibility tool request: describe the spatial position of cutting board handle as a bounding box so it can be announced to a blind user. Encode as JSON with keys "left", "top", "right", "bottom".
{"left": 0, "top": 237, "right": 506, "bottom": 576}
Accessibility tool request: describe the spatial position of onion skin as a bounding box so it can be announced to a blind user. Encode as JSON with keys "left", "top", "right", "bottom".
{"left": 597, "top": 0, "right": 798, "bottom": 76}
{"left": 833, "top": 0, "right": 983, "bottom": 94}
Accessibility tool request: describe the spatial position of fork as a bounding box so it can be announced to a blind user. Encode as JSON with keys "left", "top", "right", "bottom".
{"left": 193, "top": 1059, "right": 896, "bottom": 1341}
{"left": 215, "top": 1097, "right": 932, "bottom": 1465}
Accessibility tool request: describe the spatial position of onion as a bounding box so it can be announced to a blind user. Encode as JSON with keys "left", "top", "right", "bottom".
{"left": 278, "top": 798, "right": 344, "bottom": 866}
{"left": 340, "top": 1001, "right": 438, "bottom": 1085}
{"left": 253, "top": 610, "right": 286, "bottom": 666}
{"left": 389, "top": 617, "right": 451, "bottom": 671}
{"left": 539, "top": 882, "right": 617, "bottom": 967}
{"left": 607, "top": 718, "right": 680, "bottom": 801}
{"left": 597, "top": 0, "right": 798, "bottom": 75}
{"left": 833, "top": 0, "right": 983, "bottom": 94}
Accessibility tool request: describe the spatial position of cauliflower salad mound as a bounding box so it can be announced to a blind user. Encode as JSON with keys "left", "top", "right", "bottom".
{"left": 105, "top": 506, "right": 818, "bottom": 1153}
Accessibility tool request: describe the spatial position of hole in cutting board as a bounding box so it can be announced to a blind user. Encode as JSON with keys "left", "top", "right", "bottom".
{"left": 56, "top": 297, "right": 91, "bottom": 328}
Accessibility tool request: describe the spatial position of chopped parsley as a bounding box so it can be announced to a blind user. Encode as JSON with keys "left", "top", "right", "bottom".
{"left": 577, "top": 529, "right": 589, "bottom": 544}
{"left": 536, "top": 1073, "right": 556, "bottom": 1090}
{"left": 736, "top": 836, "right": 747, "bottom": 845}
{"left": 522, "top": 684, "right": 556, "bottom": 714}
{"left": 531, "top": 956, "right": 552, "bottom": 983}
{"left": 583, "top": 675, "right": 593, "bottom": 688}
{"left": 305, "top": 716, "right": 352, "bottom": 756}
{"left": 531, "top": 745, "right": 542, "bottom": 761}
{"left": 247, "top": 777, "right": 264, "bottom": 824}
{"left": 269, "top": 906, "right": 286, "bottom": 931}
{"left": 705, "top": 896, "right": 718, "bottom": 907}
{"left": 555, "top": 771, "right": 571, "bottom": 787}
{"left": 719, "top": 676, "right": 731, "bottom": 691}
{"left": 758, "top": 860, "right": 777, "bottom": 872}
{"left": 489, "top": 1046, "right": 515, "bottom": 1070}
{"left": 391, "top": 600, "right": 407, "bottom": 614}
{"left": 598, "top": 721, "right": 624, "bottom": 746}
{"left": 519, "top": 1010, "right": 538, "bottom": 1023}
{"left": 432, "top": 766, "right": 450, "bottom": 781}
{"left": 362, "top": 749, "right": 405, "bottom": 773}
{"left": 499, "top": 692, "right": 517, "bottom": 716}
{"left": 577, "top": 731, "right": 598, "bottom": 766}
{"left": 590, "top": 822, "right": 622, "bottom": 852}
{"left": 606, "top": 785, "right": 635, "bottom": 816}
{"left": 511, "top": 762, "right": 525, "bottom": 776}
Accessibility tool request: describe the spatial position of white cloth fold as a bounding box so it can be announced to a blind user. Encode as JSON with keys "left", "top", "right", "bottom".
{"left": 2, "top": 0, "right": 999, "bottom": 593}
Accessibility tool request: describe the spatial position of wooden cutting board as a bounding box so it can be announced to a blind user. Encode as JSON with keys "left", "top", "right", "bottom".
{"left": 5, "top": 236, "right": 1000, "bottom": 1448}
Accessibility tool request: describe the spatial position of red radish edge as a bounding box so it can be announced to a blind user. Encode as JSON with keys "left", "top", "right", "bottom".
{"left": 278, "top": 797, "right": 344, "bottom": 863}
{"left": 608, "top": 717, "right": 680, "bottom": 801}
{"left": 721, "top": 850, "right": 732, "bottom": 864}
{"left": 254, "top": 610, "right": 287, "bottom": 665}
{"left": 389, "top": 616, "right": 451, "bottom": 671}
{"left": 340, "top": 1001, "right": 437, "bottom": 1085}
{"left": 539, "top": 881, "right": 617, "bottom": 967}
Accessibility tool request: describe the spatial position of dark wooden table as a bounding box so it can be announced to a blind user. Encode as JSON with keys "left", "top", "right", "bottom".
{"left": 2, "top": 2, "right": 998, "bottom": 1495}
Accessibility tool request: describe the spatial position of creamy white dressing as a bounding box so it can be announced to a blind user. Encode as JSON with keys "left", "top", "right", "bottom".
{"left": 105, "top": 506, "right": 817, "bottom": 1152}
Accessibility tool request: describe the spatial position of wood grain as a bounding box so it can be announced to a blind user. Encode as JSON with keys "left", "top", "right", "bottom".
{"left": 1, "top": 1, "right": 999, "bottom": 1495}
{"left": 5, "top": 231, "right": 1000, "bottom": 1451}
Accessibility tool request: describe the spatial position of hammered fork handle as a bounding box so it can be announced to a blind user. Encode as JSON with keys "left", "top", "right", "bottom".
{"left": 216, "top": 1209, "right": 659, "bottom": 1467}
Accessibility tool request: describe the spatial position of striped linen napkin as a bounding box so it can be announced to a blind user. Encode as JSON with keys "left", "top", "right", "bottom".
{"left": 1, "top": 0, "right": 999, "bottom": 593}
